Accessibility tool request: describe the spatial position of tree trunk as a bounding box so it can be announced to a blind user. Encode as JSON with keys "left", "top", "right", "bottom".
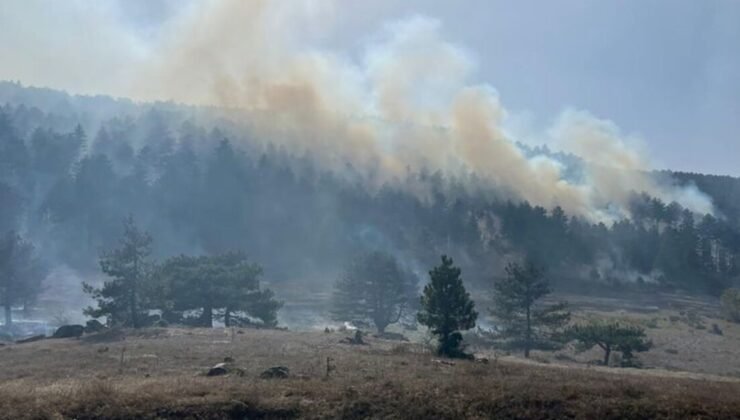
{"left": 439, "top": 331, "right": 449, "bottom": 356}
{"left": 4, "top": 304, "right": 12, "bottom": 326}
{"left": 130, "top": 254, "right": 140, "bottom": 328}
{"left": 524, "top": 301, "right": 531, "bottom": 358}
{"left": 603, "top": 346, "right": 611, "bottom": 366}
{"left": 129, "top": 287, "right": 139, "bottom": 328}
{"left": 224, "top": 308, "right": 231, "bottom": 327}
{"left": 202, "top": 305, "right": 213, "bottom": 328}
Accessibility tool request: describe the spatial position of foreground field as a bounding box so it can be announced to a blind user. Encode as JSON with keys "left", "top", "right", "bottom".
{"left": 2, "top": 328, "right": 740, "bottom": 419}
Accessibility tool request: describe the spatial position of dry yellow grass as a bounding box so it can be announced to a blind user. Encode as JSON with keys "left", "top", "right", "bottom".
{"left": 1, "top": 327, "right": 740, "bottom": 419}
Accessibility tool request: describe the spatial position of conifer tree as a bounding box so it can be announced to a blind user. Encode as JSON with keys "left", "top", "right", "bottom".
{"left": 490, "top": 261, "right": 570, "bottom": 358}
{"left": 0, "top": 232, "right": 46, "bottom": 326}
{"left": 418, "top": 255, "right": 477, "bottom": 358}
{"left": 83, "top": 216, "right": 153, "bottom": 327}
{"left": 567, "top": 321, "right": 652, "bottom": 366}
{"left": 331, "top": 251, "right": 415, "bottom": 333}
{"left": 157, "top": 252, "right": 281, "bottom": 327}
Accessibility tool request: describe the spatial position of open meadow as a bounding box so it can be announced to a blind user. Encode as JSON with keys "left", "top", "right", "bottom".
{"left": 2, "top": 321, "right": 740, "bottom": 419}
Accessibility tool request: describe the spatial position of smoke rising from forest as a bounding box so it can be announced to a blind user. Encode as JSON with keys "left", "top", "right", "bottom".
{"left": 125, "top": 1, "right": 712, "bottom": 221}
{"left": 1, "top": 2, "right": 739, "bottom": 348}
{"left": 0, "top": 1, "right": 714, "bottom": 220}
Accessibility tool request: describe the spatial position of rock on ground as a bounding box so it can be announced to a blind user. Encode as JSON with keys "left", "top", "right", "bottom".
{"left": 260, "top": 366, "right": 290, "bottom": 379}
{"left": 52, "top": 325, "right": 84, "bottom": 339}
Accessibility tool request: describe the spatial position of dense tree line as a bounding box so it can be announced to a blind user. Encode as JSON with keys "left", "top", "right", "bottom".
{"left": 497, "top": 197, "right": 740, "bottom": 293}
{"left": 0, "top": 96, "right": 739, "bottom": 300}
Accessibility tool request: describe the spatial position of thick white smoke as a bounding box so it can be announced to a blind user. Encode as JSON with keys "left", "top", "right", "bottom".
{"left": 2, "top": 1, "right": 715, "bottom": 221}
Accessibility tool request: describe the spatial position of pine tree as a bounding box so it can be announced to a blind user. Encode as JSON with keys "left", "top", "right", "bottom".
{"left": 83, "top": 216, "right": 153, "bottom": 327}
{"left": 331, "top": 251, "right": 414, "bottom": 333}
{"left": 490, "top": 261, "right": 570, "bottom": 358}
{"left": 566, "top": 321, "right": 652, "bottom": 366}
{"left": 0, "top": 232, "right": 46, "bottom": 326}
{"left": 418, "top": 255, "right": 477, "bottom": 358}
{"left": 156, "top": 252, "right": 281, "bottom": 327}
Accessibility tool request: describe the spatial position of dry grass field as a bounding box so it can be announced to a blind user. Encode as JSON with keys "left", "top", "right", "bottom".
{"left": 2, "top": 325, "right": 740, "bottom": 419}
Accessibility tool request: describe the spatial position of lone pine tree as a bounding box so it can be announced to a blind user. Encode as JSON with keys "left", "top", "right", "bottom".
{"left": 83, "top": 216, "right": 153, "bottom": 328}
{"left": 567, "top": 321, "right": 652, "bottom": 366}
{"left": 490, "top": 261, "right": 570, "bottom": 358}
{"left": 418, "top": 255, "right": 477, "bottom": 358}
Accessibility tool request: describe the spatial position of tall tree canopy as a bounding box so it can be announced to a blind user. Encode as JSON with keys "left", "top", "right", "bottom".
{"left": 566, "top": 321, "right": 652, "bottom": 366}
{"left": 1, "top": 95, "right": 740, "bottom": 295}
{"left": 156, "top": 252, "right": 281, "bottom": 327}
{"left": 0, "top": 232, "right": 46, "bottom": 326}
{"left": 490, "top": 261, "right": 570, "bottom": 358}
{"left": 83, "top": 216, "right": 153, "bottom": 327}
{"left": 331, "top": 251, "right": 416, "bottom": 333}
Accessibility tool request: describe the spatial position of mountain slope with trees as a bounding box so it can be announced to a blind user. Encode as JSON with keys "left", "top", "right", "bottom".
{"left": 0, "top": 82, "right": 739, "bottom": 299}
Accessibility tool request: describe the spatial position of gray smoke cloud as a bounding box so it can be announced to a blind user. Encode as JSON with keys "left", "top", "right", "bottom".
{"left": 0, "top": 0, "right": 714, "bottom": 221}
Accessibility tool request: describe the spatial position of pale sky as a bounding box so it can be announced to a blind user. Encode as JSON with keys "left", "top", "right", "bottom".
{"left": 1, "top": 0, "right": 738, "bottom": 176}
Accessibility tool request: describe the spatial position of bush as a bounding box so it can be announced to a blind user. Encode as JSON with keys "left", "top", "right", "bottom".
{"left": 721, "top": 288, "right": 740, "bottom": 323}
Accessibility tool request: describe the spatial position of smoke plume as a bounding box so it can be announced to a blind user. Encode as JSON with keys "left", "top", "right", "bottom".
{"left": 4, "top": 1, "right": 715, "bottom": 221}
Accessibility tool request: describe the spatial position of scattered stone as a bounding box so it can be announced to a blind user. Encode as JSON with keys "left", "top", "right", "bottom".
{"left": 341, "top": 330, "right": 366, "bottom": 345}
{"left": 98, "top": 346, "right": 110, "bottom": 353}
{"left": 432, "top": 359, "right": 456, "bottom": 366}
{"left": 16, "top": 335, "right": 46, "bottom": 344}
{"left": 207, "top": 363, "right": 229, "bottom": 377}
{"left": 260, "top": 366, "right": 290, "bottom": 379}
{"left": 84, "top": 320, "right": 106, "bottom": 334}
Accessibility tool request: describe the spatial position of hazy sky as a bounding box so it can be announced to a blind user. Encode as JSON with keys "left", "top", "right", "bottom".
{"left": 1, "top": 0, "right": 738, "bottom": 176}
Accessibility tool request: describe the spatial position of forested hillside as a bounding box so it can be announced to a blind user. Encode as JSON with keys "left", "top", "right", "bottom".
{"left": 1, "top": 82, "right": 739, "bottom": 295}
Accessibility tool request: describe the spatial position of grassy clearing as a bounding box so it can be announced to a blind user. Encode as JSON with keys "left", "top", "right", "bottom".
{"left": 1, "top": 328, "right": 740, "bottom": 419}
